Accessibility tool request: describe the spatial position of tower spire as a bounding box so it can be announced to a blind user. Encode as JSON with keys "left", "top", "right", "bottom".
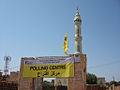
{"left": 74, "top": 8, "right": 81, "bottom": 21}
{"left": 74, "top": 8, "right": 82, "bottom": 54}
{"left": 76, "top": 8, "right": 79, "bottom": 15}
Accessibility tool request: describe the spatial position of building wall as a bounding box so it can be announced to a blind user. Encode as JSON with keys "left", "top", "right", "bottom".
{"left": 0, "top": 82, "right": 18, "bottom": 90}
{"left": 115, "top": 86, "right": 120, "bottom": 90}
{"left": 19, "top": 54, "right": 87, "bottom": 90}
{"left": 54, "top": 54, "right": 87, "bottom": 90}
{"left": 0, "top": 72, "right": 2, "bottom": 77}
{"left": 87, "top": 84, "right": 106, "bottom": 90}
{"left": 0, "top": 72, "right": 18, "bottom": 90}
{"left": 55, "top": 77, "right": 68, "bottom": 86}
{"left": 68, "top": 54, "right": 87, "bottom": 90}
{"left": 6, "top": 72, "right": 19, "bottom": 83}
{"left": 97, "top": 77, "right": 106, "bottom": 86}
{"left": 109, "top": 85, "right": 120, "bottom": 90}
{"left": 0, "top": 72, "right": 2, "bottom": 81}
{"left": 18, "top": 58, "right": 34, "bottom": 90}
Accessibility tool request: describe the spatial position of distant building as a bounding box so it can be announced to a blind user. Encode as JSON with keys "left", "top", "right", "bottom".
{"left": 54, "top": 77, "right": 68, "bottom": 86}
{"left": 6, "top": 71, "right": 19, "bottom": 83}
{"left": 108, "top": 84, "right": 120, "bottom": 90}
{"left": 97, "top": 77, "right": 106, "bottom": 86}
{"left": 0, "top": 71, "right": 19, "bottom": 83}
{"left": 0, "top": 71, "right": 19, "bottom": 90}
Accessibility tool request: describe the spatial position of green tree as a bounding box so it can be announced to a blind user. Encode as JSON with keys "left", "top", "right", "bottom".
{"left": 43, "top": 80, "right": 50, "bottom": 86}
{"left": 109, "top": 81, "right": 120, "bottom": 86}
{"left": 110, "top": 81, "right": 117, "bottom": 85}
{"left": 106, "top": 82, "right": 109, "bottom": 86}
{"left": 51, "top": 80, "right": 54, "bottom": 86}
{"left": 87, "top": 73, "right": 97, "bottom": 84}
{"left": 118, "top": 81, "right": 120, "bottom": 85}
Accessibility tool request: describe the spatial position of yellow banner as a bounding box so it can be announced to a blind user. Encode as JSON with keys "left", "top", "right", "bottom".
{"left": 63, "top": 32, "right": 69, "bottom": 55}
{"left": 23, "top": 63, "right": 74, "bottom": 78}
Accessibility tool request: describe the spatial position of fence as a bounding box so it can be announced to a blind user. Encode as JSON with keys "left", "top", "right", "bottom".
{"left": 87, "top": 84, "right": 106, "bottom": 90}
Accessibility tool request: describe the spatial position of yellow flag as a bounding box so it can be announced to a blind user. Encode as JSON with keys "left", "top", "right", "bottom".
{"left": 63, "top": 33, "right": 69, "bottom": 55}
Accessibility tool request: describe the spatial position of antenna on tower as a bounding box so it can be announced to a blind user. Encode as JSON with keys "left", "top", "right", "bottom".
{"left": 4, "top": 56, "right": 11, "bottom": 76}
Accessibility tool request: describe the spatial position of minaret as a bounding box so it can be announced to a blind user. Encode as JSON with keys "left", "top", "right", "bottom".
{"left": 74, "top": 8, "right": 82, "bottom": 54}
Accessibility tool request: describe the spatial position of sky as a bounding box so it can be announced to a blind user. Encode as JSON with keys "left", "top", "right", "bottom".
{"left": 0, "top": 0, "right": 120, "bottom": 82}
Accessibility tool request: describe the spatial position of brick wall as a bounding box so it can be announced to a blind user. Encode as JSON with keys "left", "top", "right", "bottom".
{"left": 0, "top": 72, "right": 2, "bottom": 77}
{"left": 6, "top": 72, "right": 19, "bottom": 83}
{"left": 109, "top": 85, "right": 120, "bottom": 90}
{"left": 18, "top": 58, "right": 34, "bottom": 90}
{"left": 87, "top": 84, "right": 106, "bottom": 90}
{"left": 0, "top": 72, "right": 2, "bottom": 81}
{"left": 68, "top": 54, "right": 87, "bottom": 90}
{"left": 0, "top": 82, "right": 18, "bottom": 90}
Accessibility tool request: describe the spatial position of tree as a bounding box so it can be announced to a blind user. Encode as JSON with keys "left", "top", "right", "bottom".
{"left": 51, "top": 80, "right": 54, "bottom": 86}
{"left": 87, "top": 73, "right": 97, "bottom": 84}
{"left": 110, "top": 81, "right": 120, "bottom": 86}
{"left": 106, "top": 82, "right": 109, "bottom": 86}
{"left": 118, "top": 81, "right": 120, "bottom": 85}
{"left": 43, "top": 80, "right": 50, "bottom": 86}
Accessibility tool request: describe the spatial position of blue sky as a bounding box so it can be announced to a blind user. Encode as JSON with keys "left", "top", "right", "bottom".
{"left": 0, "top": 0, "right": 120, "bottom": 82}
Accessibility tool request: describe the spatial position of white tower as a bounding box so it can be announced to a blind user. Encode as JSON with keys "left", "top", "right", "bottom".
{"left": 74, "top": 8, "right": 82, "bottom": 54}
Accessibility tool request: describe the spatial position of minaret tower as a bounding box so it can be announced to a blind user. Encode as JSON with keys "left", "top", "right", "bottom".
{"left": 74, "top": 8, "right": 82, "bottom": 54}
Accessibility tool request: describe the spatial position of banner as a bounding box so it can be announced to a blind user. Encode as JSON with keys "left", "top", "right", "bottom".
{"left": 63, "top": 32, "right": 69, "bottom": 55}
{"left": 23, "top": 57, "right": 74, "bottom": 78}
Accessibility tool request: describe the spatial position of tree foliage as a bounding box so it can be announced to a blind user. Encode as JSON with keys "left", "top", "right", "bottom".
{"left": 87, "top": 73, "right": 97, "bottom": 84}
{"left": 51, "top": 80, "right": 54, "bottom": 86}
{"left": 43, "top": 80, "right": 50, "bottom": 86}
{"left": 110, "top": 81, "right": 120, "bottom": 86}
